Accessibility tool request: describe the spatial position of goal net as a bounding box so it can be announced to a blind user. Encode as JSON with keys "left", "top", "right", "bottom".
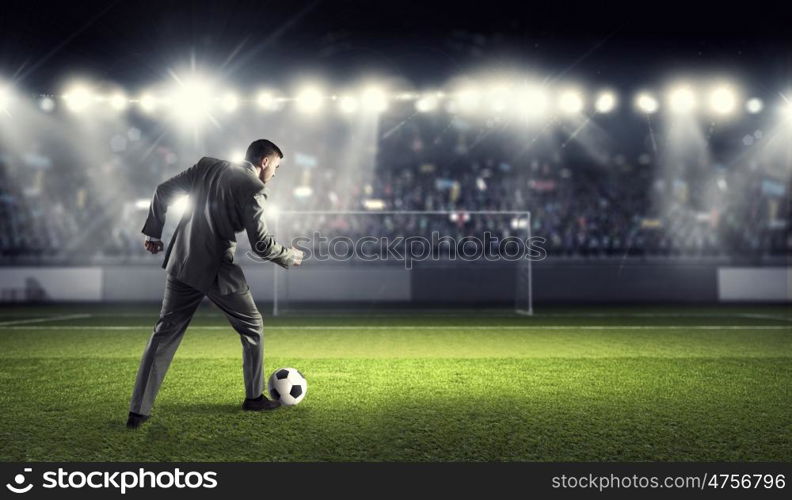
{"left": 250, "top": 210, "right": 534, "bottom": 316}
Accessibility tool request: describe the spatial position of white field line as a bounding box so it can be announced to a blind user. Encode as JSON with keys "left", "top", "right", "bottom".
{"left": 737, "top": 314, "right": 792, "bottom": 323}
{"left": 0, "top": 313, "right": 92, "bottom": 326}
{"left": 0, "top": 325, "right": 789, "bottom": 331}
{"left": 6, "top": 311, "right": 791, "bottom": 320}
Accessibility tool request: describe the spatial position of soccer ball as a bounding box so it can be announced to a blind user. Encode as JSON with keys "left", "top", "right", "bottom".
{"left": 267, "top": 367, "right": 308, "bottom": 406}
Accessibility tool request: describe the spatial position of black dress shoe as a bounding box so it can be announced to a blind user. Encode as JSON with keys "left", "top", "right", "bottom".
{"left": 242, "top": 394, "right": 281, "bottom": 411}
{"left": 126, "top": 412, "right": 150, "bottom": 429}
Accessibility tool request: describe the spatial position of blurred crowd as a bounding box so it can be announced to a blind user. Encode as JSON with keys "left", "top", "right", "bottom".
{"left": 0, "top": 114, "right": 789, "bottom": 263}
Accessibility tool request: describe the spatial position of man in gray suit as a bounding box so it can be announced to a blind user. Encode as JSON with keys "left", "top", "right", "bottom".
{"left": 127, "top": 139, "right": 303, "bottom": 429}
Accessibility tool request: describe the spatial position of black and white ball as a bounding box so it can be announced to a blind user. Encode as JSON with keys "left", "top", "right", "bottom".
{"left": 267, "top": 367, "right": 308, "bottom": 406}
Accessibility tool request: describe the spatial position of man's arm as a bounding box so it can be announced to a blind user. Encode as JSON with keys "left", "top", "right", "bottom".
{"left": 141, "top": 163, "right": 198, "bottom": 241}
{"left": 243, "top": 190, "right": 302, "bottom": 268}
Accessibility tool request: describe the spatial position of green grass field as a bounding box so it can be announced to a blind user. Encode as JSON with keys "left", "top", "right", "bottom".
{"left": 0, "top": 305, "right": 790, "bottom": 462}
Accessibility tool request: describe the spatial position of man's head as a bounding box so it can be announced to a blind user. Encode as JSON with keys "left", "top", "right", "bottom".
{"left": 244, "top": 139, "right": 284, "bottom": 183}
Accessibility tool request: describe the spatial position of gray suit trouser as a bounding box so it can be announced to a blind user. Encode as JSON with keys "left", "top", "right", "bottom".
{"left": 129, "top": 274, "right": 264, "bottom": 416}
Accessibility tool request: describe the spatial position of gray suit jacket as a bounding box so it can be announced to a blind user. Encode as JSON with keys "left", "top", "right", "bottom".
{"left": 142, "top": 156, "right": 294, "bottom": 294}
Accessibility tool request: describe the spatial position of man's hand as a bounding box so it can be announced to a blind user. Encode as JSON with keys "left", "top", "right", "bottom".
{"left": 290, "top": 247, "right": 304, "bottom": 266}
{"left": 144, "top": 239, "right": 164, "bottom": 254}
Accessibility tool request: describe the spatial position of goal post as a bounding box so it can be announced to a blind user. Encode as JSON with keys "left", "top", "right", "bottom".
{"left": 516, "top": 210, "right": 534, "bottom": 316}
{"left": 265, "top": 210, "right": 534, "bottom": 316}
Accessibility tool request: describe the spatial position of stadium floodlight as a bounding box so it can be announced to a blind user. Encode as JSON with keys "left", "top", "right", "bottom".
{"left": 338, "top": 95, "right": 359, "bottom": 113}
{"left": 363, "top": 198, "right": 386, "bottom": 210}
{"left": 594, "top": 91, "right": 617, "bottom": 113}
{"left": 635, "top": 93, "right": 659, "bottom": 114}
{"left": 455, "top": 87, "right": 481, "bottom": 112}
{"left": 487, "top": 85, "right": 511, "bottom": 113}
{"left": 256, "top": 91, "right": 278, "bottom": 111}
{"left": 170, "top": 195, "right": 191, "bottom": 218}
{"left": 781, "top": 99, "right": 792, "bottom": 119}
{"left": 510, "top": 216, "right": 528, "bottom": 229}
{"left": 515, "top": 85, "right": 548, "bottom": 118}
{"left": 134, "top": 199, "right": 150, "bottom": 210}
{"left": 139, "top": 93, "right": 158, "bottom": 113}
{"left": 169, "top": 78, "right": 214, "bottom": 121}
{"left": 415, "top": 94, "right": 438, "bottom": 112}
{"left": 266, "top": 203, "right": 281, "bottom": 217}
{"left": 230, "top": 151, "right": 245, "bottom": 162}
{"left": 668, "top": 86, "right": 696, "bottom": 114}
{"left": 39, "top": 96, "right": 55, "bottom": 112}
{"left": 293, "top": 185, "right": 314, "bottom": 198}
{"left": 109, "top": 93, "right": 128, "bottom": 111}
{"left": 558, "top": 90, "right": 584, "bottom": 114}
{"left": 709, "top": 85, "right": 737, "bottom": 115}
{"left": 63, "top": 85, "right": 94, "bottom": 112}
{"left": 220, "top": 92, "right": 239, "bottom": 112}
{"left": 0, "top": 86, "right": 10, "bottom": 112}
{"left": 745, "top": 98, "right": 763, "bottom": 114}
{"left": 295, "top": 86, "right": 325, "bottom": 113}
{"left": 361, "top": 86, "right": 388, "bottom": 113}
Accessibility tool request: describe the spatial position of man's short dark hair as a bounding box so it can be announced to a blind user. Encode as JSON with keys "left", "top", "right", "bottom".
{"left": 245, "top": 139, "right": 284, "bottom": 165}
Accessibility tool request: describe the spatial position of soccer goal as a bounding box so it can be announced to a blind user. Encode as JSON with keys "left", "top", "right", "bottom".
{"left": 262, "top": 210, "right": 534, "bottom": 316}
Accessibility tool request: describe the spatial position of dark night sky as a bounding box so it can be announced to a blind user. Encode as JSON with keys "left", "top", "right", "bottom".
{"left": 1, "top": 0, "right": 790, "bottom": 93}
